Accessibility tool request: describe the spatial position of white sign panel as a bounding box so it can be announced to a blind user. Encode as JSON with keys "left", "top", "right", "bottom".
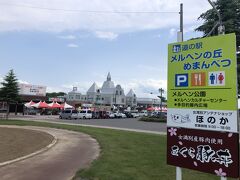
{"left": 167, "top": 108, "right": 238, "bottom": 133}
{"left": 19, "top": 83, "right": 46, "bottom": 96}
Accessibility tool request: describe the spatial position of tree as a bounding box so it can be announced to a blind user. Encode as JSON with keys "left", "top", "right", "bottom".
{"left": 195, "top": 0, "right": 240, "bottom": 92}
{"left": 196, "top": 0, "right": 240, "bottom": 45}
{"left": 0, "top": 69, "right": 21, "bottom": 119}
{"left": 46, "top": 92, "right": 66, "bottom": 98}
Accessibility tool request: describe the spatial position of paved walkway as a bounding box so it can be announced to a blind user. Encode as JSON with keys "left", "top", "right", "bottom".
{"left": 0, "top": 126, "right": 100, "bottom": 180}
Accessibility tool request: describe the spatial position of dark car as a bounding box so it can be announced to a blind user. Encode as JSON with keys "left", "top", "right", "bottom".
{"left": 92, "top": 111, "right": 108, "bottom": 119}
{"left": 92, "top": 111, "right": 100, "bottom": 119}
{"left": 151, "top": 111, "right": 167, "bottom": 118}
{"left": 124, "top": 112, "right": 133, "bottom": 118}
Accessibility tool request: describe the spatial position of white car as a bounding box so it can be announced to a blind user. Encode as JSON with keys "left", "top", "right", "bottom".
{"left": 113, "top": 112, "right": 126, "bottom": 118}
{"left": 78, "top": 110, "right": 92, "bottom": 119}
{"left": 59, "top": 109, "right": 78, "bottom": 119}
{"left": 120, "top": 113, "right": 127, "bottom": 118}
{"left": 138, "top": 112, "right": 148, "bottom": 117}
{"left": 131, "top": 113, "right": 140, "bottom": 118}
{"left": 108, "top": 112, "right": 115, "bottom": 118}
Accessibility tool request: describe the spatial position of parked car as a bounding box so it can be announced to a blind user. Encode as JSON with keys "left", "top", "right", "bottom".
{"left": 114, "top": 112, "right": 122, "bottom": 118}
{"left": 78, "top": 110, "right": 92, "bottom": 119}
{"left": 138, "top": 111, "right": 148, "bottom": 117}
{"left": 114, "top": 112, "right": 127, "bottom": 118}
{"left": 59, "top": 109, "right": 78, "bottom": 119}
{"left": 26, "top": 109, "right": 37, "bottom": 115}
{"left": 124, "top": 112, "right": 134, "bottom": 118}
{"left": 120, "top": 113, "right": 127, "bottom": 118}
{"left": 92, "top": 111, "right": 100, "bottom": 119}
{"left": 92, "top": 111, "right": 108, "bottom": 119}
{"left": 99, "top": 111, "right": 108, "bottom": 119}
{"left": 106, "top": 112, "right": 115, "bottom": 118}
{"left": 150, "top": 111, "right": 167, "bottom": 118}
{"left": 131, "top": 112, "right": 140, "bottom": 118}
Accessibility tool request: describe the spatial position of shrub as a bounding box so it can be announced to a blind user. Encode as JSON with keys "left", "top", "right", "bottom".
{"left": 139, "top": 116, "right": 166, "bottom": 123}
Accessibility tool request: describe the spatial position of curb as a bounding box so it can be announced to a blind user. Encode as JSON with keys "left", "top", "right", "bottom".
{"left": 0, "top": 126, "right": 58, "bottom": 167}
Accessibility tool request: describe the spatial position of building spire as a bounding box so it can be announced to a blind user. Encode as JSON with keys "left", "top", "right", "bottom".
{"left": 107, "top": 72, "right": 111, "bottom": 81}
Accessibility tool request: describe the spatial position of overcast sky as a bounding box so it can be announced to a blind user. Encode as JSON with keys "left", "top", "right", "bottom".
{"left": 0, "top": 0, "right": 211, "bottom": 98}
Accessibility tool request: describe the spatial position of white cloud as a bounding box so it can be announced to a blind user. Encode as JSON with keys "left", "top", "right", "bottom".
{"left": 47, "top": 86, "right": 69, "bottom": 93}
{"left": 58, "top": 34, "right": 76, "bottom": 40}
{"left": 0, "top": 1, "right": 211, "bottom": 33}
{"left": 95, "top": 31, "right": 118, "bottom": 40}
{"left": 169, "top": 28, "right": 177, "bottom": 37}
{"left": 18, "top": 79, "right": 30, "bottom": 84}
{"left": 121, "top": 78, "right": 167, "bottom": 98}
{"left": 137, "top": 64, "right": 161, "bottom": 72}
{"left": 67, "top": 43, "right": 78, "bottom": 48}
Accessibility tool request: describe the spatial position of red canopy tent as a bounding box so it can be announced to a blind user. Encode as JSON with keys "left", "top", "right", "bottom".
{"left": 147, "top": 106, "right": 167, "bottom": 112}
{"left": 146, "top": 107, "right": 155, "bottom": 111}
{"left": 60, "top": 102, "right": 73, "bottom": 109}
{"left": 161, "top": 107, "right": 167, "bottom": 112}
{"left": 32, "top": 101, "right": 50, "bottom": 108}
{"left": 48, "top": 102, "right": 61, "bottom": 109}
{"left": 24, "top": 100, "right": 36, "bottom": 108}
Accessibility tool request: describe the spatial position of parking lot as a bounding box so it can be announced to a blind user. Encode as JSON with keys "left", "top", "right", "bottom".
{"left": 9, "top": 115, "right": 167, "bottom": 134}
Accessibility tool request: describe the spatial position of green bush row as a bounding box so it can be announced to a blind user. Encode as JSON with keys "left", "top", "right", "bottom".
{"left": 139, "top": 117, "right": 166, "bottom": 123}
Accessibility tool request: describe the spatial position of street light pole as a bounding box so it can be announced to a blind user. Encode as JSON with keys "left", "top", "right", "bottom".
{"left": 158, "top": 88, "right": 164, "bottom": 113}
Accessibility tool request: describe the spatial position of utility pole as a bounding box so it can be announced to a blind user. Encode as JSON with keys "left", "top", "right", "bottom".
{"left": 178, "top": 3, "right": 183, "bottom": 42}
{"left": 176, "top": 4, "right": 183, "bottom": 180}
{"left": 207, "top": 0, "right": 225, "bottom": 36}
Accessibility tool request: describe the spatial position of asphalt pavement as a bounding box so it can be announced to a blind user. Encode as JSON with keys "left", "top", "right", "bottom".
{"left": 9, "top": 115, "right": 167, "bottom": 134}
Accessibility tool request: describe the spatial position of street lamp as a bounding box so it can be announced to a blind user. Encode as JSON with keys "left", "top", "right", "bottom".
{"left": 150, "top": 88, "right": 165, "bottom": 118}
{"left": 158, "top": 88, "right": 164, "bottom": 113}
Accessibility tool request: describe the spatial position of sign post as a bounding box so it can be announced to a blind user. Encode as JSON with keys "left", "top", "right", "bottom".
{"left": 167, "top": 34, "right": 239, "bottom": 179}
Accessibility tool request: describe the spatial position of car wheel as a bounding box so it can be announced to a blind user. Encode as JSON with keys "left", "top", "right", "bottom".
{"left": 59, "top": 116, "right": 62, "bottom": 119}
{"left": 83, "top": 116, "right": 86, "bottom": 119}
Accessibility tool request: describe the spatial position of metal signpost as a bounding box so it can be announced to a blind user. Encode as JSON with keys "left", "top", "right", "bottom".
{"left": 167, "top": 33, "right": 239, "bottom": 179}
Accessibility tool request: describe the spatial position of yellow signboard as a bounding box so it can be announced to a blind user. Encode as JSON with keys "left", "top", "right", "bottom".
{"left": 167, "top": 34, "right": 238, "bottom": 132}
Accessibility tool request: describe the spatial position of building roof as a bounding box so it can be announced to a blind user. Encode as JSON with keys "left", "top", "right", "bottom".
{"left": 126, "top": 89, "right": 135, "bottom": 97}
{"left": 107, "top": 72, "right": 111, "bottom": 81}
{"left": 102, "top": 72, "right": 115, "bottom": 90}
{"left": 69, "top": 87, "right": 81, "bottom": 94}
{"left": 87, "top": 82, "right": 99, "bottom": 93}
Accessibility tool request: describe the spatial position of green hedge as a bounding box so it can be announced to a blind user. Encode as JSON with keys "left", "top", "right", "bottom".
{"left": 139, "top": 116, "right": 166, "bottom": 123}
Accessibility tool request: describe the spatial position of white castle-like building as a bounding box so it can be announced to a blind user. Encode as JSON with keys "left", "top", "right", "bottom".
{"left": 66, "top": 73, "right": 137, "bottom": 108}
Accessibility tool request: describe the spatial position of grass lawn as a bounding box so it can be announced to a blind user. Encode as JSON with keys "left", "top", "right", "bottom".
{"left": 0, "top": 119, "right": 236, "bottom": 180}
